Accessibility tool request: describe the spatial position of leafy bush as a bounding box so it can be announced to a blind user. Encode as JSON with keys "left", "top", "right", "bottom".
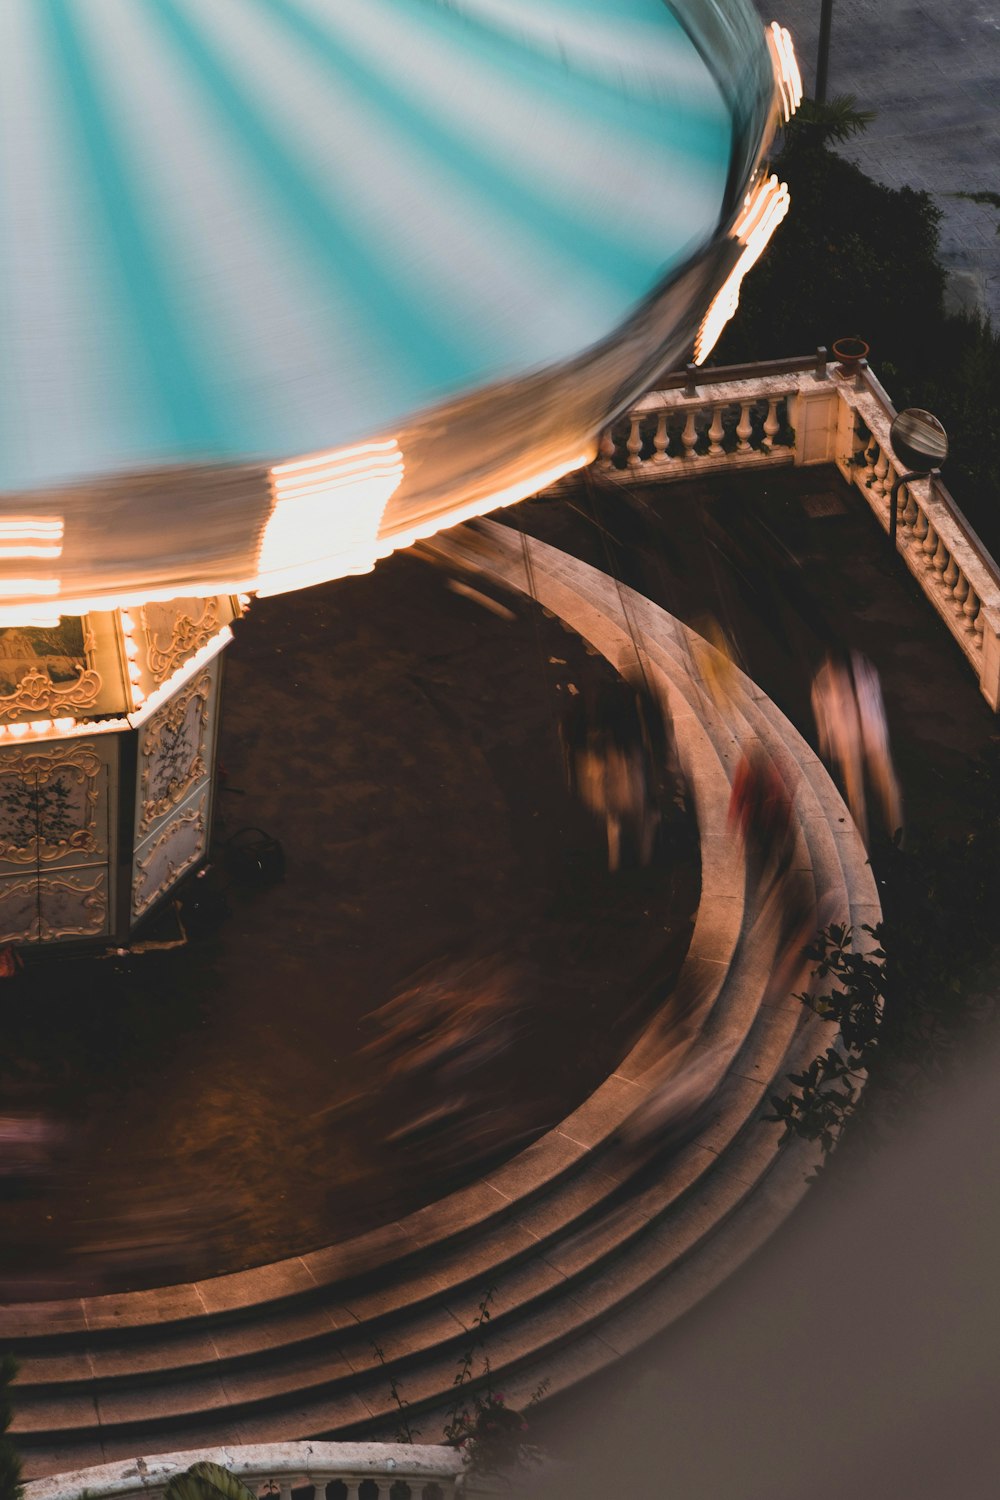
{"left": 770, "top": 743, "right": 1000, "bottom": 1165}
{"left": 713, "top": 109, "right": 1000, "bottom": 556}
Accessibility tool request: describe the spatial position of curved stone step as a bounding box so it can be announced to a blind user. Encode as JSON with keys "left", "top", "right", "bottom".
{"left": 7, "top": 526, "right": 877, "bottom": 1478}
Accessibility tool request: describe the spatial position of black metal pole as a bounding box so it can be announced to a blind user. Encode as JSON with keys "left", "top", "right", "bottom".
{"left": 816, "top": 0, "right": 834, "bottom": 105}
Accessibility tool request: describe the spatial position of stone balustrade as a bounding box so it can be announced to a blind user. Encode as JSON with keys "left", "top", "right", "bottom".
{"left": 839, "top": 367, "right": 1000, "bottom": 711}
{"left": 23, "top": 1444, "right": 465, "bottom": 1500}
{"left": 596, "top": 354, "right": 1000, "bottom": 710}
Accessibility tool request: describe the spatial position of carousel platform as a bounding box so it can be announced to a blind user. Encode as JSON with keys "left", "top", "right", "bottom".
{"left": 0, "top": 502, "right": 882, "bottom": 1477}
{"left": 2, "top": 462, "right": 996, "bottom": 1476}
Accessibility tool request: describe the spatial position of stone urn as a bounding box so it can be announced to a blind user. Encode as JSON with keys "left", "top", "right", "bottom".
{"left": 832, "top": 336, "right": 870, "bottom": 377}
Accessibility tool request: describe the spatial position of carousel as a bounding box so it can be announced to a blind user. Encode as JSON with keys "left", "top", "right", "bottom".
{"left": 0, "top": 0, "right": 800, "bottom": 947}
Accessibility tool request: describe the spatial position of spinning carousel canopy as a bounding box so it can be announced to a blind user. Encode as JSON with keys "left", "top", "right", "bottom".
{"left": 0, "top": 0, "right": 787, "bottom": 619}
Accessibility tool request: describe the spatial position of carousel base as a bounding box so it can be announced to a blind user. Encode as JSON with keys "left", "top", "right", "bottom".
{"left": 0, "top": 523, "right": 878, "bottom": 1477}
{"left": 0, "top": 598, "right": 239, "bottom": 949}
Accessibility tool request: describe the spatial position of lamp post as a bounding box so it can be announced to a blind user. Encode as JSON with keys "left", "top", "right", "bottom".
{"left": 816, "top": 0, "right": 835, "bottom": 105}
{"left": 888, "top": 408, "right": 948, "bottom": 549}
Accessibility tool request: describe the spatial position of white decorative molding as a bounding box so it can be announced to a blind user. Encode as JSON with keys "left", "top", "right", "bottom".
{"left": 131, "top": 783, "right": 208, "bottom": 919}
{"left": 140, "top": 598, "right": 222, "bottom": 683}
{"left": 136, "top": 669, "right": 213, "bottom": 838}
{"left": 23, "top": 1444, "right": 464, "bottom": 1500}
{"left": 0, "top": 740, "right": 105, "bottom": 867}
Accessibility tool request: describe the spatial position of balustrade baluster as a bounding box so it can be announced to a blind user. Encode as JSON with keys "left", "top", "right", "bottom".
{"left": 889, "top": 477, "right": 908, "bottom": 534}
{"left": 921, "top": 520, "right": 939, "bottom": 565}
{"left": 597, "top": 427, "right": 616, "bottom": 469}
{"left": 902, "top": 486, "right": 919, "bottom": 529}
{"left": 942, "top": 555, "right": 960, "bottom": 595}
{"left": 681, "top": 409, "right": 699, "bottom": 459}
{"left": 912, "top": 508, "right": 929, "bottom": 548}
{"left": 872, "top": 449, "right": 890, "bottom": 506}
{"left": 626, "top": 414, "right": 643, "bottom": 469}
{"left": 652, "top": 411, "right": 672, "bottom": 464}
{"left": 931, "top": 535, "right": 950, "bottom": 585}
{"left": 763, "top": 399, "right": 780, "bottom": 449}
{"left": 963, "top": 586, "right": 981, "bottom": 634}
{"left": 951, "top": 573, "right": 970, "bottom": 617}
{"left": 707, "top": 405, "right": 725, "bottom": 456}
{"left": 735, "top": 402, "right": 753, "bottom": 454}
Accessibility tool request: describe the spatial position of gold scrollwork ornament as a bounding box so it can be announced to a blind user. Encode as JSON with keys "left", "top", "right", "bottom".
{"left": 0, "top": 741, "right": 104, "bottom": 864}
{"left": 141, "top": 600, "right": 221, "bottom": 682}
{"left": 138, "top": 671, "right": 212, "bottom": 834}
{"left": 0, "top": 667, "right": 102, "bottom": 723}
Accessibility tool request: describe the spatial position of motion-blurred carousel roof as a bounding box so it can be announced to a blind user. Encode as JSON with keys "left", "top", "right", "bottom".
{"left": 0, "top": 0, "right": 792, "bottom": 620}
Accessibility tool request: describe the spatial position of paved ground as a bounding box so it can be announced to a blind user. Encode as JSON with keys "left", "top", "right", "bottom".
{"left": 755, "top": 0, "right": 1000, "bottom": 323}
{"left": 523, "top": 458, "right": 1000, "bottom": 1468}
{"left": 516, "top": 462, "right": 997, "bottom": 849}
{"left": 1, "top": 457, "right": 994, "bottom": 1303}
{"left": 0, "top": 554, "right": 698, "bottom": 1300}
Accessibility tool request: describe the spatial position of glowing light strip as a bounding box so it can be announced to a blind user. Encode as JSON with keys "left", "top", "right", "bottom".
{"left": 0, "top": 516, "right": 65, "bottom": 607}
{"left": 767, "top": 22, "right": 802, "bottom": 124}
{"left": 254, "top": 439, "right": 406, "bottom": 597}
{"left": 0, "top": 519, "right": 64, "bottom": 537}
{"left": 0, "top": 714, "right": 129, "bottom": 744}
{"left": 0, "top": 577, "right": 61, "bottom": 596}
{"left": 127, "top": 626, "right": 232, "bottom": 727}
{"left": 693, "top": 174, "right": 790, "bottom": 365}
{"left": 0, "top": 545, "right": 62, "bottom": 559}
{"left": 0, "top": 449, "right": 593, "bottom": 622}
{"left": 272, "top": 439, "right": 400, "bottom": 477}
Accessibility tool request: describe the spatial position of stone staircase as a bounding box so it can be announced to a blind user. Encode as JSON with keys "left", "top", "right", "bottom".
{"left": 2, "top": 523, "right": 878, "bottom": 1478}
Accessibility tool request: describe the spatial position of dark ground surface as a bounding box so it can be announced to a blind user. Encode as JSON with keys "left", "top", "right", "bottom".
{"left": 0, "top": 551, "right": 699, "bottom": 1300}
{"left": 521, "top": 462, "right": 1000, "bottom": 1459}
{"left": 0, "top": 459, "right": 995, "bottom": 1304}
{"left": 512, "top": 462, "right": 997, "bottom": 847}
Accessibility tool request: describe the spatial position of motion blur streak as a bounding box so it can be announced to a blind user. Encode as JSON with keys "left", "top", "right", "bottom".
{"left": 694, "top": 173, "right": 791, "bottom": 365}
{"left": 255, "top": 439, "right": 405, "bottom": 594}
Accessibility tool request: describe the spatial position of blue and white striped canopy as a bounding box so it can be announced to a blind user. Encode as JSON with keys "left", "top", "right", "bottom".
{"left": 0, "top": 0, "right": 777, "bottom": 613}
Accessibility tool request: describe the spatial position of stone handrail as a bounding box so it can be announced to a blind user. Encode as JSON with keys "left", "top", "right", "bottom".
{"left": 596, "top": 356, "right": 1000, "bottom": 710}
{"left": 23, "top": 1444, "right": 465, "bottom": 1500}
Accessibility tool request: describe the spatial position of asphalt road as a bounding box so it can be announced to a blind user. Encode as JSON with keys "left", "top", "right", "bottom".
{"left": 755, "top": 0, "right": 1000, "bottom": 323}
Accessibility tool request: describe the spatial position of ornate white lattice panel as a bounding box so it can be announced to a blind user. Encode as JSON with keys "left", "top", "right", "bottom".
{"left": 134, "top": 664, "right": 217, "bottom": 842}
{"left": 0, "top": 739, "right": 114, "bottom": 874}
{"left": 0, "top": 872, "right": 40, "bottom": 945}
{"left": 37, "top": 867, "right": 109, "bottom": 943}
{"left": 131, "top": 780, "right": 210, "bottom": 922}
{"left": 0, "top": 737, "right": 115, "bottom": 942}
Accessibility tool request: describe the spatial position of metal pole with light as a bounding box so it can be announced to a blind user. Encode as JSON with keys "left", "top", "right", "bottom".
{"left": 815, "top": 0, "right": 835, "bottom": 104}
{"left": 887, "top": 408, "right": 948, "bottom": 549}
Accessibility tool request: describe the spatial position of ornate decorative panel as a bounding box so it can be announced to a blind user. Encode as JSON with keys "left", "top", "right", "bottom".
{"left": 37, "top": 868, "right": 109, "bottom": 942}
{"left": 136, "top": 668, "right": 214, "bottom": 839}
{"left": 0, "top": 740, "right": 109, "bottom": 872}
{"left": 140, "top": 598, "right": 222, "bottom": 684}
{"left": 131, "top": 782, "right": 209, "bottom": 920}
{"left": 0, "top": 873, "right": 40, "bottom": 944}
{"left": 0, "top": 618, "right": 101, "bottom": 723}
